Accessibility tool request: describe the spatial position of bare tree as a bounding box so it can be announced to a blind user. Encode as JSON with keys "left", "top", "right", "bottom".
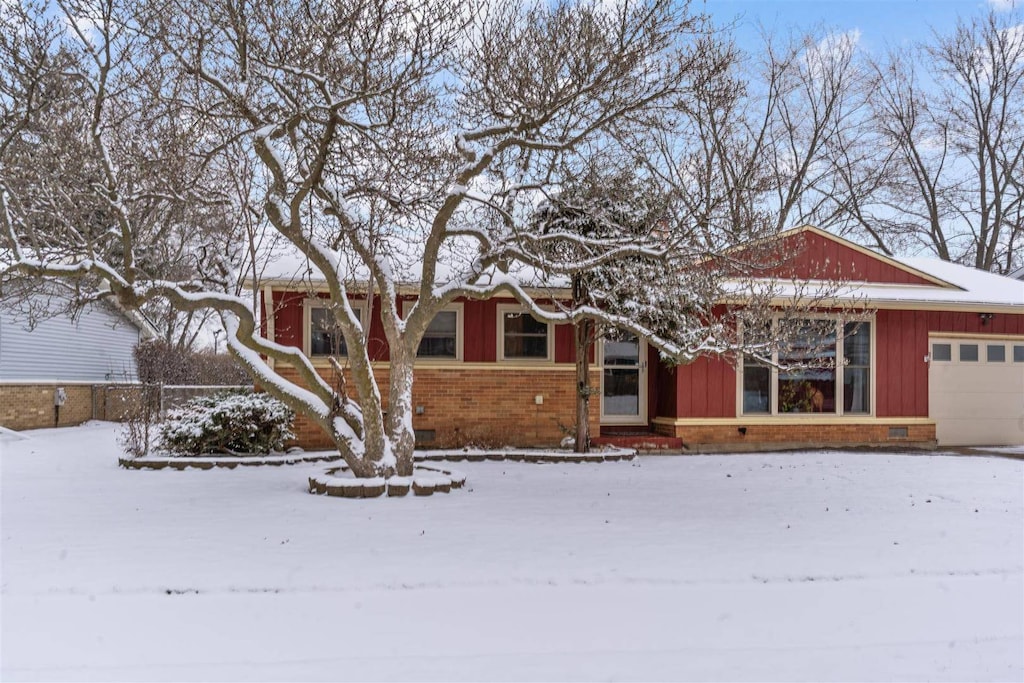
{"left": 846, "top": 11, "right": 1024, "bottom": 272}
{"left": 0, "top": 0, "right": 243, "bottom": 340}
{"left": 650, "top": 25, "right": 874, "bottom": 240}
{"left": 1, "top": 0, "right": 838, "bottom": 478}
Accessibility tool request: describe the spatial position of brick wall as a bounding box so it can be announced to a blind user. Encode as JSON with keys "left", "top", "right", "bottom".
{"left": 0, "top": 383, "right": 150, "bottom": 431}
{"left": 1, "top": 383, "right": 93, "bottom": 430}
{"left": 277, "top": 365, "right": 601, "bottom": 449}
{"left": 653, "top": 419, "right": 936, "bottom": 451}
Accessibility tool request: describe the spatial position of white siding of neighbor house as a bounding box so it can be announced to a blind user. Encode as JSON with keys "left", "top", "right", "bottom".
{"left": 0, "top": 301, "right": 141, "bottom": 382}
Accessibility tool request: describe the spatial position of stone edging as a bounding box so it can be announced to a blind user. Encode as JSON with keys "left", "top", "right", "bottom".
{"left": 118, "top": 453, "right": 344, "bottom": 470}
{"left": 308, "top": 464, "right": 468, "bottom": 498}
{"left": 119, "top": 447, "right": 636, "bottom": 470}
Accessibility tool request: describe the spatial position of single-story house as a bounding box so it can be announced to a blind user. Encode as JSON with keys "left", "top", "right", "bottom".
{"left": 260, "top": 226, "right": 1024, "bottom": 450}
{"left": 0, "top": 294, "right": 156, "bottom": 429}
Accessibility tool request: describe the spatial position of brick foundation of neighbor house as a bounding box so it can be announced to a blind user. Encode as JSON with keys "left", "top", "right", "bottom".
{"left": 276, "top": 365, "right": 602, "bottom": 450}
{"left": 651, "top": 418, "right": 937, "bottom": 452}
{"left": 0, "top": 382, "right": 146, "bottom": 431}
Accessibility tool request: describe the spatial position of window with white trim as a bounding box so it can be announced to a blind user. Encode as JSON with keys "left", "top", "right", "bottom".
{"left": 499, "top": 306, "right": 552, "bottom": 361}
{"left": 306, "top": 300, "right": 363, "bottom": 357}
{"left": 777, "top": 318, "right": 838, "bottom": 414}
{"left": 420, "top": 310, "right": 458, "bottom": 358}
{"left": 843, "top": 322, "right": 871, "bottom": 414}
{"left": 741, "top": 321, "right": 772, "bottom": 414}
{"left": 740, "top": 317, "right": 872, "bottom": 416}
{"left": 402, "top": 301, "right": 463, "bottom": 360}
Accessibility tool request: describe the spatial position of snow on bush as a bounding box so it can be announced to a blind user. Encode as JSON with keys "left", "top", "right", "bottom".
{"left": 157, "top": 393, "right": 294, "bottom": 456}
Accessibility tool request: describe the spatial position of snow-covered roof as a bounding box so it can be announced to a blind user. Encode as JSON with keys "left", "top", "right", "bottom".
{"left": 884, "top": 256, "right": 1024, "bottom": 308}
{"left": 257, "top": 227, "right": 1023, "bottom": 313}
{"left": 756, "top": 256, "right": 1024, "bottom": 312}
{"left": 732, "top": 226, "right": 1024, "bottom": 313}
{"left": 254, "top": 237, "right": 568, "bottom": 294}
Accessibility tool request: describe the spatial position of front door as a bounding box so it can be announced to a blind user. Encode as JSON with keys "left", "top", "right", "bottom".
{"left": 600, "top": 334, "right": 648, "bottom": 425}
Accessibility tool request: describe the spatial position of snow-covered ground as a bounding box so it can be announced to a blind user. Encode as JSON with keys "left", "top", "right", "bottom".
{"left": 2, "top": 422, "right": 1022, "bottom": 682}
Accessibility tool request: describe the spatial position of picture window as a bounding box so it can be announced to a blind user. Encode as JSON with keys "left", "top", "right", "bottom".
{"left": 740, "top": 317, "right": 870, "bottom": 416}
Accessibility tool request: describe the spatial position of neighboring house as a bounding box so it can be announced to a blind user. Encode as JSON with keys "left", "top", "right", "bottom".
{"left": 0, "top": 296, "right": 155, "bottom": 430}
{"left": 261, "top": 226, "right": 1024, "bottom": 450}
{"left": 1011, "top": 265, "right": 1024, "bottom": 281}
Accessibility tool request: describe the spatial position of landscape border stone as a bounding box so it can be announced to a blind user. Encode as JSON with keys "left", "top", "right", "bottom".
{"left": 308, "top": 464, "right": 468, "bottom": 499}
{"left": 118, "top": 446, "right": 635, "bottom": 471}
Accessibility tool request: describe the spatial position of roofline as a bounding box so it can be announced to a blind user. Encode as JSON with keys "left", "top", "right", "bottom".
{"left": 780, "top": 225, "right": 963, "bottom": 291}
{"left": 714, "top": 293, "right": 1023, "bottom": 314}
{"left": 102, "top": 298, "right": 160, "bottom": 340}
{"left": 258, "top": 278, "right": 574, "bottom": 299}
{"left": 267, "top": 276, "right": 1022, "bottom": 314}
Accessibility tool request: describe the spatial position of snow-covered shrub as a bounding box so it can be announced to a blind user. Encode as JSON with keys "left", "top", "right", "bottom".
{"left": 157, "top": 392, "right": 294, "bottom": 455}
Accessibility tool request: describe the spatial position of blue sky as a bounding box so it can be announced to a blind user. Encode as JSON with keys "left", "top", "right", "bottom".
{"left": 704, "top": 0, "right": 1013, "bottom": 53}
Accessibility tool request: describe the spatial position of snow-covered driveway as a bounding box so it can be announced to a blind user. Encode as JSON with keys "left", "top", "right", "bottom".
{"left": 2, "top": 422, "right": 1022, "bottom": 681}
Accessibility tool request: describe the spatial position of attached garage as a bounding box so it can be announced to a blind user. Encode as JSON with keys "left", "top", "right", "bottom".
{"left": 929, "top": 336, "right": 1024, "bottom": 446}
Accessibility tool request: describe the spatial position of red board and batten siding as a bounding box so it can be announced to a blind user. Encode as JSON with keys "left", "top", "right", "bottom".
{"left": 266, "top": 292, "right": 579, "bottom": 363}
{"left": 271, "top": 291, "right": 304, "bottom": 349}
{"left": 661, "top": 308, "right": 1024, "bottom": 421}
{"left": 875, "top": 309, "right": 1024, "bottom": 417}
{"left": 757, "top": 231, "right": 935, "bottom": 285}
{"left": 670, "top": 355, "right": 736, "bottom": 418}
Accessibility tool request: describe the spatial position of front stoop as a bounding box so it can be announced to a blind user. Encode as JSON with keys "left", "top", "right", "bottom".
{"left": 592, "top": 434, "right": 684, "bottom": 452}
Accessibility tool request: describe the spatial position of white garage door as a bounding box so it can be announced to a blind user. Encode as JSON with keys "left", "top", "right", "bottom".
{"left": 929, "top": 337, "right": 1024, "bottom": 447}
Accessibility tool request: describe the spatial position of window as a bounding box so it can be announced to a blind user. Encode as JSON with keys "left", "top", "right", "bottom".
{"left": 1015, "top": 345, "right": 1024, "bottom": 363}
{"left": 499, "top": 306, "right": 551, "bottom": 361}
{"left": 959, "top": 344, "right": 979, "bottom": 362}
{"left": 307, "top": 301, "right": 362, "bottom": 357}
{"left": 844, "top": 322, "right": 871, "bottom": 413}
{"left": 742, "top": 355, "right": 772, "bottom": 414}
{"left": 739, "top": 317, "right": 871, "bottom": 417}
{"left": 742, "top": 322, "right": 773, "bottom": 414}
{"left": 401, "top": 301, "right": 463, "bottom": 361}
{"left": 778, "top": 319, "right": 836, "bottom": 414}
{"left": 418, "top": 310, "right": 458, "bottom": 359}
{"left": 932, "top": 343, "right": 952, "bottom": 362}
{"left": 987, "top": 344, "right": 1006, "bottom": 363}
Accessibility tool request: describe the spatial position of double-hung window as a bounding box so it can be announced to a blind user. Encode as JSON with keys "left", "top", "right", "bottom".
{"left": 306, "top": 301, "right": 362, "bottom": 357}
{"left": 741, "top": 317, "right": 873, "bottom": 416}
{"left": 403, "top": 301, "right": 463, "bottom": 361}
{"left": 499, "top": 305, "right": 552, "bottom": 361}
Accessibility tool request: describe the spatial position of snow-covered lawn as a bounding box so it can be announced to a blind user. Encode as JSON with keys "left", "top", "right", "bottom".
{"left": 2, "top": 422, "right": 1022, "bottom": 682}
